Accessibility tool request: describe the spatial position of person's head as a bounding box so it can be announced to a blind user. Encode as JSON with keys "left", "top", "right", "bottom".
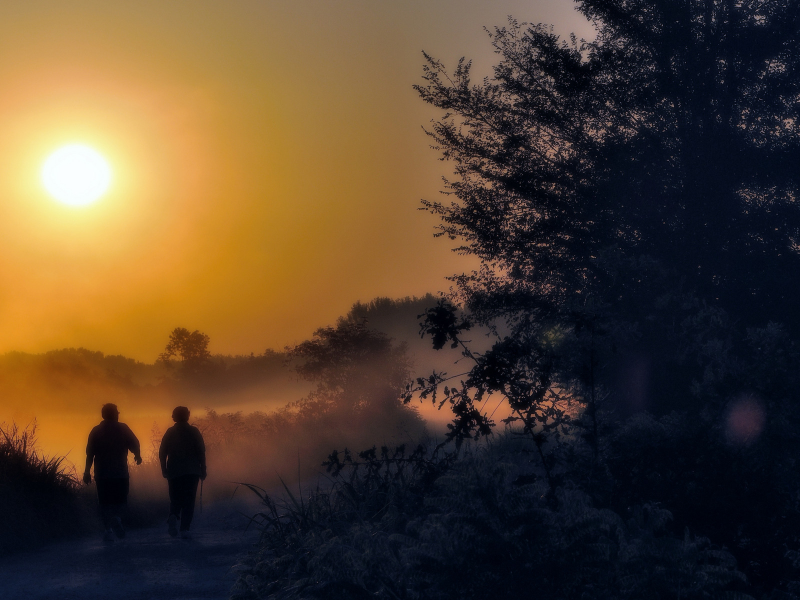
{"left": 172, "top": 406, "right": 190, "bottom": 423}
{"left": 101, "top": 403, "right": 119, "bottom": 422}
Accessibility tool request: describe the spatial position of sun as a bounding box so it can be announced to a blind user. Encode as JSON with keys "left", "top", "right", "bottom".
{"left": 41, "top": 144, "right": 112, "bottom": 206}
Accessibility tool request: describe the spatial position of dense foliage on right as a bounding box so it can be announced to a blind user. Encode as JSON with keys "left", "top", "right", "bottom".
{"left": 234, "top": 2, "right": 800, "bottom": 598}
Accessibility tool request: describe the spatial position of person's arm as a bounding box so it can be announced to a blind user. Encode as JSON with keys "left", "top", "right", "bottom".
{"left": 197, "top": 429, "right": 207, "bottom": 480}
{"left": 126, "top": 425, "right": 142, "bottom": 465}
{"left": 158, "top": 430, "right": 169, "bottom": 478}
{"left": 84, "top": 431, "right": 94, "bottom": 485}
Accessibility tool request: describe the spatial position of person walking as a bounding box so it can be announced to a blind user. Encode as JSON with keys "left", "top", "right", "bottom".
{"left": 84, "top": 403, "right": 142, "bottom": 542}
{"left": 159, "top": 406, "right": 207, "bottom": 539}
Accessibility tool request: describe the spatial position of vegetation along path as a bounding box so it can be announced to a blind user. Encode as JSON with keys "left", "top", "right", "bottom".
{"left": 0, "top": 502, "right": 259, "bottom": 600}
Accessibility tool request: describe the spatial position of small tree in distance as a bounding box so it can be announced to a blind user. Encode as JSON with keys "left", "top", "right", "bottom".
{"left": 157, "top": 327, "right": 211, "bottom": 378}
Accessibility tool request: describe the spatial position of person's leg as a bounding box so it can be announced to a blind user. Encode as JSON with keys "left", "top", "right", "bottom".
{"left": 167, "top": 477, "right": 180, "bottom": 536}
{"left": 106, "top": 479, "right": 128, "bottom": 538}
{"left": 100, "top": 506, "right": 112, "bottom": 530}
{"left": 168, "top": 477, "right": 181, "bottom": 519}
{"left": 177, "top": 475, "right": 200, "bottom": 531}
{"left": 95, "top": 479, "right": 115, "bottom": 540}
{"left": 171, "top": 475, "right": 188, "bottom": 523}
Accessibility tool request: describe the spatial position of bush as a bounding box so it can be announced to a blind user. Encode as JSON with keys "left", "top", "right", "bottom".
{"left": 602, "top": 410, "right": 800, "bottom": 595}
{"left": 0, "top": 422, "right": 93, "bottom": 554}
{"left": 231, "top": 434, "right": 751, "bottom": 600}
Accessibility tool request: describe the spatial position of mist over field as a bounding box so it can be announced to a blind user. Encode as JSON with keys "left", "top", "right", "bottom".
{"left": 0, "top": 295, "right": 466, "bottom": 493}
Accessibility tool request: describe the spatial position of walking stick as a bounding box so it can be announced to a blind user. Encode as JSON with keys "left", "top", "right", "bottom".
{"left": 200, "top": 478, "right": 203, "bottom": 515}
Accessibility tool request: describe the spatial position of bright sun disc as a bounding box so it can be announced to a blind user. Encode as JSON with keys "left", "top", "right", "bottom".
{"left": 41, "top": 144, "right": 112, "bottom": 206}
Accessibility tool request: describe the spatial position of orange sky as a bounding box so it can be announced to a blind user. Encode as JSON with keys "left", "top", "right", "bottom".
{"left": 0, "top": 1, "right": 594, "bottom": 362}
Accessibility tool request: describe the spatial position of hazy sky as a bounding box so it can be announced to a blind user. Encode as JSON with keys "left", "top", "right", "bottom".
{"left": 0, "top": 1, "right": 594, "bottom": 361}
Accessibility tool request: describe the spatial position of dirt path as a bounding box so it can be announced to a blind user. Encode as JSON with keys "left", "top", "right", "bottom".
{"left": 0, "top": 501, "right": 261, "bottom": 600}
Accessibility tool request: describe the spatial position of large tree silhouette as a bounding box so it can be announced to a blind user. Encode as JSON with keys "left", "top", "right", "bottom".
{"left": 411, "top": 8, "right": 800, "bottom": 585}
{"left": 417, "top": 0, "right": 800, "bottom": 329}
{"left": 414, "top": 0, "right": 800, "bottom": 446}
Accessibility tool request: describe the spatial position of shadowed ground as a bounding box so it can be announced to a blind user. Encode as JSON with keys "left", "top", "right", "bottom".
{"left": 0, "top": 499, "right": 260, "bottom": 600}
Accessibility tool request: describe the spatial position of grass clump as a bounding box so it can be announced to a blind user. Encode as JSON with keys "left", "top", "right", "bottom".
{"left": 0, "top": 421, "right": 93, "bottom": 554}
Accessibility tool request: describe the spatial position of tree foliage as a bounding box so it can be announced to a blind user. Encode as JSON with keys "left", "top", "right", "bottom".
{"left": 288, "top": 320, "right": 426, "bottom": 445}
{"left": 409, "top": 2, "right": 800, "bottom": 593}
{"left": 290, "top": 321, "right": 412, "bottom": 415}
{"left": 157, "top": 327, "right": 211, "bottom": 377}
{"left": 416, "top": 1, "right": 800, "bottom": 329}
{"left": 413, "top": 0, "right": 800, "bottom": 443}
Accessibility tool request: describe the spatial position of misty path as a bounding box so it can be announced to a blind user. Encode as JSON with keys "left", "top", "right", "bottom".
{"left": 0, "top": 500, "right": 261, "bottom": 600}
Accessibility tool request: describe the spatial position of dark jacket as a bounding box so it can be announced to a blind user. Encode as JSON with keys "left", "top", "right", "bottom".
{"left": 159, "top": 422, "right": 206, "bottom": 479}
{"left": 86, "top": 421, "right": 141, "bottom": 480}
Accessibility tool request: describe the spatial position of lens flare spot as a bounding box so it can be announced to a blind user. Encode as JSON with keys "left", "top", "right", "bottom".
{"left": 725, "top": 395, "right": 765, "bottom": 445}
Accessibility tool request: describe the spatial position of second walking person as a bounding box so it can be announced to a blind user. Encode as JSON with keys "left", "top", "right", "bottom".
{"left": 159, "top": 406, "right": 207, "bottom": 539}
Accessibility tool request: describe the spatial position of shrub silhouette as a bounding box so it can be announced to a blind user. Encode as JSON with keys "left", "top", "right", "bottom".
{"left": 231, "top": 434, "right": 751, "bottom": 600}
{"left": 0, "top": 422, "right": 92, "bottom": 554}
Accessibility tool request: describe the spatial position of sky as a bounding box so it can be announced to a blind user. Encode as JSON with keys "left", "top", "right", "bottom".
{"left": 0, "top": 0, "right": 595, "bottom": 362}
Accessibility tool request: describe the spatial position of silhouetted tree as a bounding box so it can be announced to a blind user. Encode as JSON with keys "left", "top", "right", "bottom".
{"left": 412, "top": 5, "right": 800, "bottom": 590}
{"left": 414, "top": 0, "right": 800, "bottom": 437}
{"left": 158, "top": 327, "right": 211, "bottom": 377}
{"left": 417, "top": 1, "right": 800, "bottom": 330}
{"left": 290, "top": 320, "right": 413, "bottom": 417}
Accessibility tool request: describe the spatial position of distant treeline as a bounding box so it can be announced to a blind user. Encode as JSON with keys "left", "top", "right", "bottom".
{"left": 0, "top": 294, "right": 450, "bottom": 416}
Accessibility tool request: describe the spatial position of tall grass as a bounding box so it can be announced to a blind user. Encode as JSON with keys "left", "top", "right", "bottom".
{"left": 0, "top": 421, "right": 95, "bottom": 554}
{"left": 0, "top": 421, "right": 75, "bottom": 487}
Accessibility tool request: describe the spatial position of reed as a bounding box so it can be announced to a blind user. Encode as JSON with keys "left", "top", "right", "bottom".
{"left": 0, "top": 421, "right": 91, "bottom": 554}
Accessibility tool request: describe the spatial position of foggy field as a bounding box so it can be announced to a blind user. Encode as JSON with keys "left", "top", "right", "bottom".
{"left": 0, "top": 296, "right": 464, "bottom": 470}
{"left": 0, "top": 348, "right": 306, "bottom": 466}
{"left": 0, "top": 297, "right": 463, "bottom": 559}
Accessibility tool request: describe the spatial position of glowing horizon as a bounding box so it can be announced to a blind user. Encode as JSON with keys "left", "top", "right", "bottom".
{"left": 0, "top": 1, "right": 593, "bottom": 363}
